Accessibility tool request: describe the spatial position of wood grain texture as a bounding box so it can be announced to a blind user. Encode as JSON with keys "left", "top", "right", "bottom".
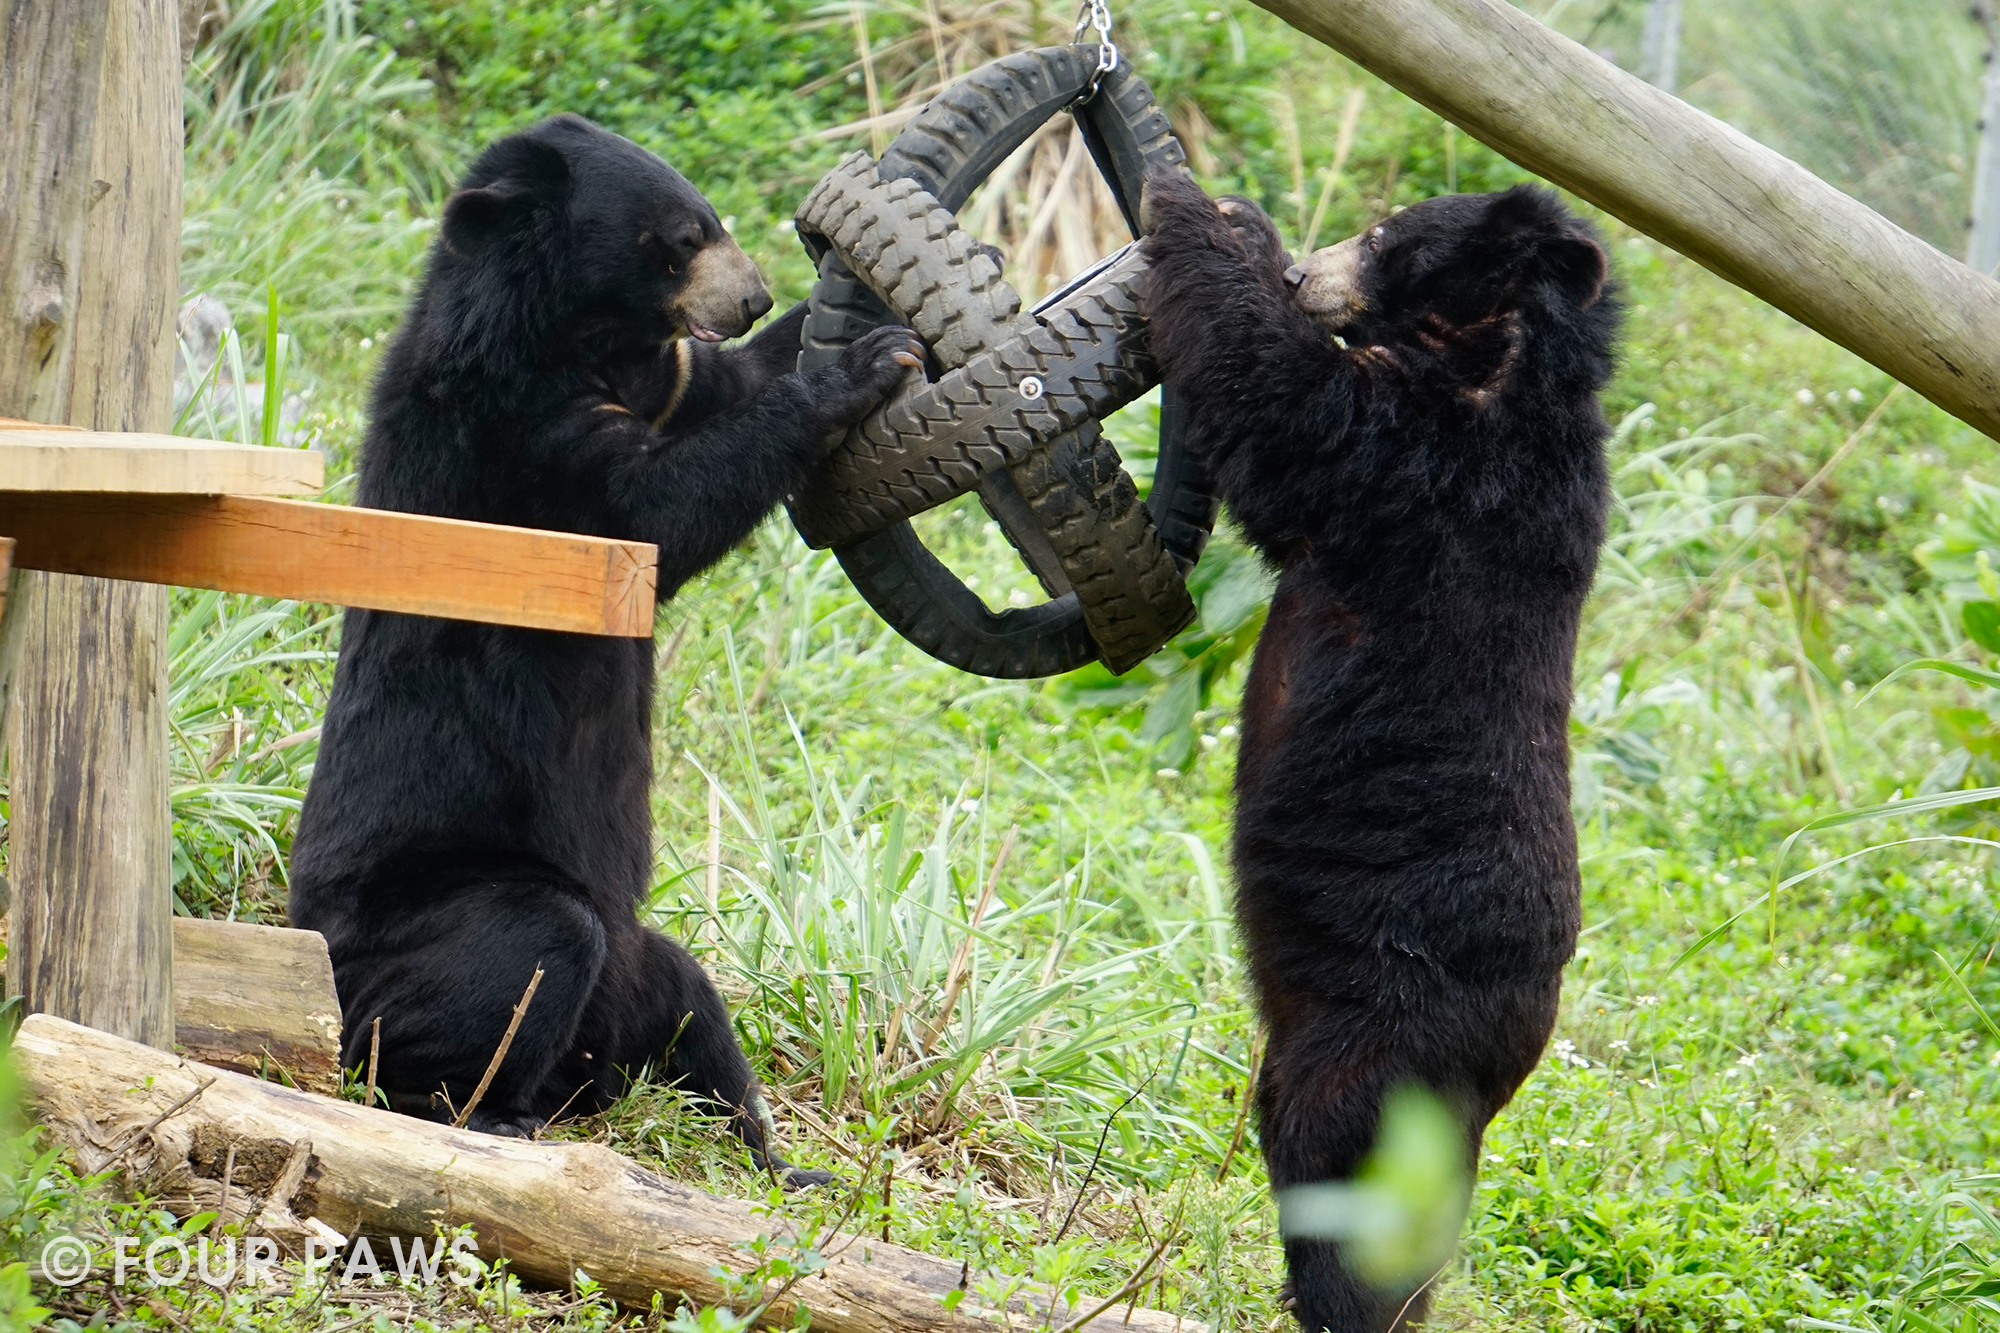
{"left": 0, "top": 542, "right": 17, "bottom": 780}
{"left": 173, "top": 919, "right": 343, "bottom": 1096}
{"left": 0, "top": 493, "right": 659, "bottom": 637}
{"left": 16, "top": 1015, "right": 1205, "bottom": 1333}
{"left": 0, "top": 429, "right": 323, "bottom": 494}
{"left": 7, "top": 573, "right": 174, "bottom": 1043}
{"left": 0, "top": 0, "right": 110, "bottom": 423}
{"left": 1, "top": 0, "right": 182, "bottom": 1047}
{"left": 1248, "top": 0, "right": 2000, "bottom": 441}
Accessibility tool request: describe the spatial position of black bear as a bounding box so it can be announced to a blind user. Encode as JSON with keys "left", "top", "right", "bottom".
{"left": 1140, "top": 172, "right": 1618, "bottom": 1329}
{"left": 289, "top": 114, "right": 922, "bottom": 1182}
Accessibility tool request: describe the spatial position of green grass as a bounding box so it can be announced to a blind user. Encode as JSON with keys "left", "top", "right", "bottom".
{"left": 4, "top": 0, "right": 1998, "bottom": 1329}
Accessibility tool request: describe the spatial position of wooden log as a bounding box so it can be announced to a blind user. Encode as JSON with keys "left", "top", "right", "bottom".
{"left": 0, "top": 427, "right": 323, "bottom": 495}
{"left": 173, "top": 919, "right": 343, "bottom": 1097}
{"left": 1247, "top": 0, "right": 2000, "bottom": 443}
{"left": 0, "top": 492, "right": 659, "bottom": 637}
{"left": 15, "top": 1015, "right": 1204, "bottom": 1333}
{"left": 0, "top": 0, "right": 184, "bottom": 1046}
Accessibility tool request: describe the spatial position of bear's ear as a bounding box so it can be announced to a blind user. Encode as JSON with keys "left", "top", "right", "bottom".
{"left": 1482, "top": 185, "right": 1558, "bottom": 241}
{"left": 441, "top": 179, "right": 537, "bottom": 257}
{"left": 1484, "top": 188, "right": 1606, "bottom": 308}
{"left": 440, "top": 141, "right": 569, "bottom": 258}
{"left": 1539, "top": 228, "right": 1608, "bottom": 309}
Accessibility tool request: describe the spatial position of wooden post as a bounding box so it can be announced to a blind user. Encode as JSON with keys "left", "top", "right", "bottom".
{"left": 0, "top": 0, "right": 182, "bottom": 1046}
{"left": 1247, "top": 0, "right": 2000, "bottom": 443}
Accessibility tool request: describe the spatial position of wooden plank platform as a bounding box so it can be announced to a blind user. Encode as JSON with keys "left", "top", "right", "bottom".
{"left": 0, "top": 493, "right": 658, "bottom": 636}
{"left": 0, "top": 424, "right": 323, "bottom": 496}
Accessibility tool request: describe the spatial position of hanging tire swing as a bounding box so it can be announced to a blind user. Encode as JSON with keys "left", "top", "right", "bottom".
{"left": 790, "top": 45, "right": 1219, "bottom": 678}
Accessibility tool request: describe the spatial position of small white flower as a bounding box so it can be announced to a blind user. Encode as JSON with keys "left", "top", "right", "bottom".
{"left": 1847, "top": 387, "right": 1864, "bottom": 402}
{"left": 1796, "top": 388, "right": 1815, "bottom": 405}
{"left": 1156, "top": 767, "right": 1183, "bottom": 780}
{"left": 1610, "top": 1039, "right": 1630, "bottom": 1051}
{"left": 1549, "top": 1136, "right": 1568, "bottom": 1146}
{"left": 1199, "top": 734, "right": 1218, "bottom": 750}
{"left": 1485, "top": 1154, "right": 1506, "bottom": 1164}
{"left": 1219, "top": 724, "right": 1239, "bottom": 739}
{"left": 359, "top": 337, "right": 373, "bottom": 350}
{"left": 958, "top": 798, "right": 980, "bottom": 814}
{"left": 1635, "top": 995, "right": 1661, "bottom": 1007}
{"left": 1737, "top": 1053, "right": 1759, "bottom": 1067}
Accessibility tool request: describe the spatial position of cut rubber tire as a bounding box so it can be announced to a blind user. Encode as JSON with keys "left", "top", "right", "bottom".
{"left": 793, "top": 49, "right": 1215, "bottom": 678}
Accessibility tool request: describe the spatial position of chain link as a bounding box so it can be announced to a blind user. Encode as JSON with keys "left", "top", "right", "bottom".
{"left": 1072, "top": 0, "right": 1118, "bottom": 102}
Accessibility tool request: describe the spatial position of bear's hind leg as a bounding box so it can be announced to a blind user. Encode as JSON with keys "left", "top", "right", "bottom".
{"left": 1260, "top": 1026, "right": 1431, "bottom": 1333}
{"left": 333, "top": 877, "right": 608, "bottom": 1136}
{"left": 575, "top": 927, "right": 832, "bottom": 1188}
{"left": 1263, "top": 980, "right": 1558, "bottom": 1332}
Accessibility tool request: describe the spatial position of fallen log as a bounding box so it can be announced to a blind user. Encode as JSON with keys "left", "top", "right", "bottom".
{"left": 1248, "top": 0, "right": 2000, "bottom": 443}
{"left": 14, "top": 1016, "right": 1202, "bottom": 1333}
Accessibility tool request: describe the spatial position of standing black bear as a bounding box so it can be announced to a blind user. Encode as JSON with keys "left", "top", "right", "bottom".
{"left": 1140, "top": 173, "right": 1618, "bottom": 1329}
{"left": 289, "top": 114, "right": 922, "bottom": 1181}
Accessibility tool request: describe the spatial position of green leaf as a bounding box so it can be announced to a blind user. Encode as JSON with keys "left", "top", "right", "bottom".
{"left": 1964, "top": 601, "right": 2000, "bottom": 654}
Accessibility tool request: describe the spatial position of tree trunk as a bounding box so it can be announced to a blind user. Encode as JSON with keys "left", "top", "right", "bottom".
{"left": 1247, "top": 0, "right": 2000, "bottom": 443}
{"left": 15, "top": 1015, "right": 1203, "bottom": 1333}
{"left": 0, "top": 0, "right": 182, "bottom": 1046}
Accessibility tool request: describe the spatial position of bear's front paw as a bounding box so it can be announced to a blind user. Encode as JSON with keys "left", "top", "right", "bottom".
{"left": 1218, "top": 196, "right": 1292, "bottom": 274}
{"left": 811, "top": 325, "right": 926, "bottom": 435}
{"left": 1138, "top": 170, "right": 1219, "bottom": 235}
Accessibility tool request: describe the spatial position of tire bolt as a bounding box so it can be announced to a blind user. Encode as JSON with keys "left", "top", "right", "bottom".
{"left": 1019, "top": 376, "right": 1045, "bottom": 400}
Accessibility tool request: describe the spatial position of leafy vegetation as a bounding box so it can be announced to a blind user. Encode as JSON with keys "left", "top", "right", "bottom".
{"left": 2, "top": 0, "right": 1997, "bottom": 1329}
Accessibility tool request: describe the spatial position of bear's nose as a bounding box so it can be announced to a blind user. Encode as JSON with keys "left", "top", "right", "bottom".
{"left": 744, "top": 286, "right": 774, "bottom": 325}
{"left": 1282, "top": 264, "right": 1306, "bottom": 291}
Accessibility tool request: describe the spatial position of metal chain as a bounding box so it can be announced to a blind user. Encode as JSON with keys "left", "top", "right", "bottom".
{"left": 1072, "top": 0, "right": 1118, "bottom": 102}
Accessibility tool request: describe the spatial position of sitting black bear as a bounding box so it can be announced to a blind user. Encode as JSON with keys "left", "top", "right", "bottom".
{"left": 1140, "top": 172, "right": 1619, "bottom": 1329}
{"left": 290, "top": 114, "right": 921, "bottom": 1182}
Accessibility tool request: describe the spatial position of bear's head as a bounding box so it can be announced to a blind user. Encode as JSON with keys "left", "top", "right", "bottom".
{"left": 439, "top": 113, "right": 772, "bottom": 345}
{"left": 1285, "top": 185, "right": 1606, "bottom": 345}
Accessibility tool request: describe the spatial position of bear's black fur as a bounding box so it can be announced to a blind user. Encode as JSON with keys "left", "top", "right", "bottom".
{"left": 1140, "top": 173, "right": 1618, "bottom": 1329}
{"left": 289, "top": 115, "right": 922, "bottom": 1181}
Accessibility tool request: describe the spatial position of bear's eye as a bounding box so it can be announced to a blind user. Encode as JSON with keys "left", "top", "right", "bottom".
{"left": 1367, "top": 230, "right": 1383, "bottom": 253}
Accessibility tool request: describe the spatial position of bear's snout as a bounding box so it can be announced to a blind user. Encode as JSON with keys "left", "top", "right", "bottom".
{"left": 1290, "top": 234, "right": 1366, "bottom": 333}
{"left": 676, "top": 235, "right": 771, "bottom": 342}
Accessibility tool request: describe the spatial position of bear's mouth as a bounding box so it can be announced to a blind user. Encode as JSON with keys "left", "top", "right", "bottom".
{"left": 686, "top": 324, "right": 728, "bottom": 343}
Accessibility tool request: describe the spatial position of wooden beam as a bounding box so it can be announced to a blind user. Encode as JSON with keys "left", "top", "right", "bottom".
{"left": 1247, "top": 0, "right": 2000, "bottom": 443}
{"left": 0, "top": 492, "right": 659, "bottom": 637}
{"left": 1, "top": 0, "right": 181, "bottom": 1048}
{"left": 0, "top": 427, "right": 323, "bottom": 495}
{"left": 174, "top": 919, "right": 343, "bottom": 1097}
{"left": 16, "top": 1015, "right": 1204, "bottom": 1333}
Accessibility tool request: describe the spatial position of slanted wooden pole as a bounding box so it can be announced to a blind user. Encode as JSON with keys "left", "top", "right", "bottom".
{"left": 0, "top": 0, "right": 182, "bottom": 1045}
{"left": 1248, "top": 0, "right": 2000, "bottom": 443}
